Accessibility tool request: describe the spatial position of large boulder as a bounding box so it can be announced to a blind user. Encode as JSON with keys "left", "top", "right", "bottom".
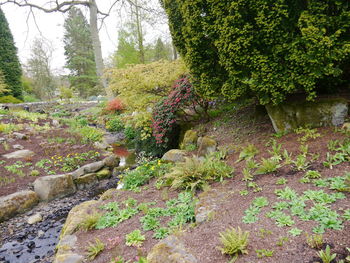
{"left": 70, "top": 161, "right": 105, "bottom": 179}
{"left": 162, "top": 149, "right": 186, "bottom": 163}
{"left": 180, "top": 130, "right": 198, "bottom": 150}
{"left": 3, "top": 149, "right": 35, "bottom": 159}
{"left": 54, "top": 235, "right": 84, "bottom": 263}
{"left": 266, "top": 98, "right": 348, "bottom": 132}
{"left": 197, "top": 136, "right": 217, "bottom": 156}
{"left": 0, "top": 190, "right": 39, "bottom": 222}
{"left": 60, "top": 200, "right": 100, "bottom": 237}
{"left": 74, "top": 173, "right": 98, "bottom": 190}
{"left": 34, "top": 174, "right": 76, "bottom": 201}
{"left": 147, "top": 235, "right": 198, "bottom": 263}
{"left": 103, "top": 155, "right": 120, "bottom": 168}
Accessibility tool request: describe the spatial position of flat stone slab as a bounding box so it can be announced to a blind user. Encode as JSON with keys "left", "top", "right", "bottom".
{"left": 162, "top": 149, "right": 186, "bottom": 163}
{"left": 147, "top": 235, "right": 198, "bottom": 263}
{"left": 34, "top": 174, "right": 76, "bottom": 201}
{"left": 0, "top": 190, "right": 39, "bottom": 222}
{"left": 3, "top": 149, "right": 35, "bottom": 159}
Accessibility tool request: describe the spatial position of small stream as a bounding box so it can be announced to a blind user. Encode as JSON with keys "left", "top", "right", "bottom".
{"left": 0, "top": 145, "right": 134, "bottom": 263}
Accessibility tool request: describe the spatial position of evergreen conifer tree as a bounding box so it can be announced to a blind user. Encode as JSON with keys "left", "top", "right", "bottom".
{"left": 0, "top": 8, "right": 23, "bottom": 99}
{"left": 63, "top": 7, "right": 98, "bottom": 98}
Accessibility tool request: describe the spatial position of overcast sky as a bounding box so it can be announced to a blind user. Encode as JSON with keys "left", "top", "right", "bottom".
{"left": 1, "top": 0, "right": 170, "bottom": 74}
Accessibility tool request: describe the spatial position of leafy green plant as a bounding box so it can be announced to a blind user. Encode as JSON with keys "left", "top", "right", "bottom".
{"left": 242, "top": 197, "right": 269, "bottom": 224}
{"left": 276, "top": 236, "right": 289, "bottom": 247}
{"left": 152, "top": 227, "right": 170, "bottom": 239}
{"left": 276, "top": 178, "right": 288, "bottom": 185}
{"left": 106, "top": 116, "right": 124, "bottom": 132}
{"left": 86, "top": 238, "right": 105, "bottom": 260}
{"left": 304, "top": 170, "right": 321, "bottom": 179}
{"left": 163, "top": 155, "right": 233, "bottom": 192}
{"left": 255, "top": 157, "right": 281, "bottom": 175}
{"left": 242, "top": 168, "right": 253, "bottom": 182}
{"left": 217, "top": 227, "right": 249, "bottom": 262}
{"left": 256, "top": 249, "right": 274, "bottom": 258}
{"left": 274, "top": 213, "right": 295, "bottom": 227}
{"left": 239, "top": 190, "right": 249, "bottom": 196}
{"left": 293, "top": 154, "right": 310, "bottom": 171}
{"left": 289, "top": 228, "right": 302, "bottom": 236}
{"left": 140, "top": 215, "right": 160, "bottom": 231}
{"left": 122, "top": 159, "right": 173, "bottom": 191}
{"left": 295, "top": 127, "right": 321, "bottom": 143}
{"left": 79, "top": 213, "right": 101, "bottom": 231}
{"left": 305, "top": 233, "right": 323, "bottom": 249}
{"left": 125, "top": 229, "right": 146, "bottom": 247}
{"left": 258, "top": 228, "right": 272, "bottom": 239}
{"left": 317, "top": 245, "right": 336, "bottom": 263}
{"left": 275, "top": 187, "right": 298, "bottom": 200}
{"left": 343, "top": 209, "right": 350, "bottom": 221}
{"left": 237, "top": 144, "right": 259, "bottom": 162}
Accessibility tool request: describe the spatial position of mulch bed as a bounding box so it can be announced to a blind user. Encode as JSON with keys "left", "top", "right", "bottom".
{"left": 69, "top": 121, "right": 350, "bottom": 262}
{"left": 0, "top": 117, "right": 103, "bottom": 197}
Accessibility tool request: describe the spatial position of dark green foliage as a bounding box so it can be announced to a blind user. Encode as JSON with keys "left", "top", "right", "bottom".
{"left": 63, "top": 7, "right": 98, "bottom": 98}
{"left": 161, "top": 0, "right": 350, "bottom": 104}
{"left": 0, "top": 8, "right": 22, "bottom": 99}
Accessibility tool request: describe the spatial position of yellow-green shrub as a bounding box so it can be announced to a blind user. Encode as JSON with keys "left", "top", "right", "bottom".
{"left": 107, "top": 59, "right": 187, "bottom": 111}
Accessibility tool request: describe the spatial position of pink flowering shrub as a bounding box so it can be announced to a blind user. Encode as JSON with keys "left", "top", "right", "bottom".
{"left": 152, "top": 76, "right": 208, "bottom": 147}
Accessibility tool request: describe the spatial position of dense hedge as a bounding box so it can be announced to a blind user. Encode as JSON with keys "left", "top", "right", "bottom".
{"left": 161, "top": 0, "right": 350, "bottom": 104}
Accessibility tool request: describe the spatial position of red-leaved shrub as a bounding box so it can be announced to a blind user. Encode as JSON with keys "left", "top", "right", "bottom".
{"left": 106, "top": 98, "right": 124, "bottom": 112}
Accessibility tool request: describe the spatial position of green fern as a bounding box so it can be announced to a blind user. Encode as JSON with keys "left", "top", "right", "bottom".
{"left": 217, "top": 227, "right": 249, "bottom": 261}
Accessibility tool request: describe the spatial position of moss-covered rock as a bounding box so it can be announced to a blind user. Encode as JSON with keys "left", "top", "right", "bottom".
{"left": 74, "top": 173, "right": 98, "bottom": 189}
{"left": 197, "top": 136, "right": 217, "bottom": 156}
{"left": 266, "top": 98, "right": 348, "bottom": 132}
{"left": 0, "top": 190, "right": 39, "bottom": 222}
{"left": 60, "top": 200, "right": 100, "bottom": 237}
{"left": 33, "top": 174, "right": 76, "bottom": 201}
{"left": 96, "top": 168, "right": 112, "bottom": 180}
{"left": 147, "top": 235, "right": 198, "bottom": 263}
{"left": 162, "top": 149, "right": 186, "bottom": 163}
{"left": 180, "top": 130, "right": 198, "bottom": 150}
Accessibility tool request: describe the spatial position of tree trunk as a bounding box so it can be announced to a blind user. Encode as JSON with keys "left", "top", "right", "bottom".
{"left": 134, "top": 0, "right": 145, "bottom": 64}
{"left": 89, "top": 0, "right": 113, "bottom": 98}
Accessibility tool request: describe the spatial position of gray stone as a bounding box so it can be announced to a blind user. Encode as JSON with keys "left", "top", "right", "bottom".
{"left": 147, "top": 235, "right": 198, "bottom": 263}
{"left": 0, "top": 190, "right": 39, "bottom": 222}
{"left": 82, "top": 161, "right": 104, "bottom": 174}
{"left": 70, "top": 161, "right": 104, "bottom": 180}
{"left": 3, "top": 149, "right": 35, "bottom": 159}
{"left": 12, "top": 144, "right": 24, "bottom": 150}
{"left": 34, "top": 174, "right": 76, "bottom": 201}
{"left": 52, "top": 119, "right": 60, "bottom": 127}
{"left": 181, "top": 130, "right": 198, "bottom": 150}
{"left": 197, "top": 136, "right": 217, "bottom": 156}
{"left": 103, "top": 155, "right": 120, "bottom": 168}
{"left": 53, "top": 253, "right": 84, "bottom": 263}
{"left": 12, "top": 132, "right": 27, "bottom": 140}
{"left": 74, "top": 173, "right": 98, "bottom": 190}
{"left": 94, "top": 141, "right": 109, "bottom": 150}
{"left": 266, "top": 98, "right": 349, "bottom": 132}
{"left": 27, "top": 213, "right": 43, "bottom": 224}
{"left": 0, "top": 137, "right": 5, "bottom": 143}
{"left": 162, "top": 149, "right": 186, "bottom": 163}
